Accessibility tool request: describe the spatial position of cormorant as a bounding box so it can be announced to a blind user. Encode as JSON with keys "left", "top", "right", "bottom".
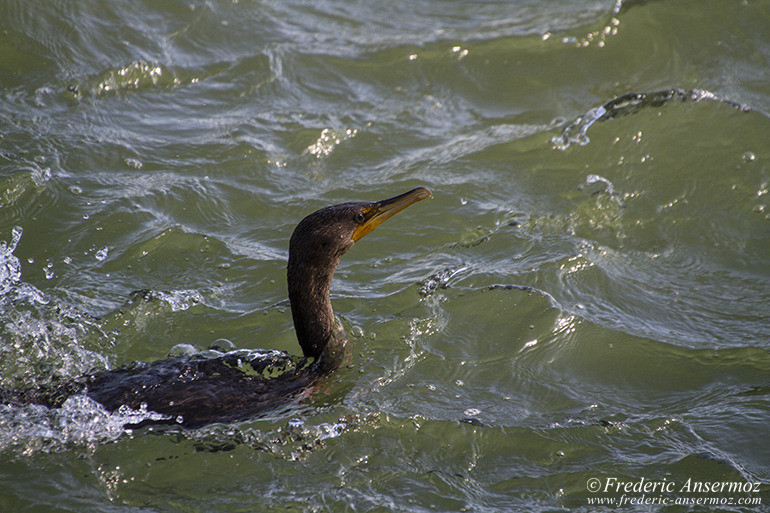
{"left": 3, "top": 187, "right": 431, "bottom": 428}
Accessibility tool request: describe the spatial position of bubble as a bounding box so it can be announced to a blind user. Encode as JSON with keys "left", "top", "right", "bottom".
{"left": 169, "top": 344, "right": 197, "bottom": 357}
{"left": 209, "top": 338, "right": 236, "bottom": 352}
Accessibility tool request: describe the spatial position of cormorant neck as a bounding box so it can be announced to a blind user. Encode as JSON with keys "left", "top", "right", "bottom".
{"left": 287, "top": 251, "right": 349, "bottom": 372}
{"left": 284, "top": 187, "right": 431, "bottom": 373}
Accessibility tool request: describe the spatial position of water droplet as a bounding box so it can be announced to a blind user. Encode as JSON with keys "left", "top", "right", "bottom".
{"left": 95, "top": 247, "right": 109, "bottom": 261}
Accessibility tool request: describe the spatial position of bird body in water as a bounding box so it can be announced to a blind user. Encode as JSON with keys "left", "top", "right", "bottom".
{"left": 3, "top": 187, "right": 431, "bottom": 428}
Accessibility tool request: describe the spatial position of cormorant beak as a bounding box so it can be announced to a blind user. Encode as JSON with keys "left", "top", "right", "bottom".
{"left": 352, "top": 186, "right": 432, "bottom": 242}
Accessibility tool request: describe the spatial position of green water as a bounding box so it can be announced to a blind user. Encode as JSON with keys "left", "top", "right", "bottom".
{"left": 1, "top": 0, "right": 769, "bottom": 511}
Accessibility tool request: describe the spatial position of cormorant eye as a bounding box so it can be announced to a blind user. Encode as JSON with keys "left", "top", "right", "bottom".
{"left": 355, "top": 212, "right": 366, "bottom": 224}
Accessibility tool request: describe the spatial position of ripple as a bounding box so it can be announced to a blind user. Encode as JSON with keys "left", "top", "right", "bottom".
{"left": 170, "top": 414, "right": 372, "bottom": 461}
{"left": 0, "top": 163, "right": 54, "bottom": 221}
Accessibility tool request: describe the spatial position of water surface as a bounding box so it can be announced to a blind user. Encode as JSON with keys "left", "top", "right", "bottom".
{"left": 1, "top": 0, "right": 769, "bottom": 511}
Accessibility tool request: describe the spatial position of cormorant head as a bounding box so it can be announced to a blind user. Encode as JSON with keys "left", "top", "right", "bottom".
{"left": 289, "top": 186, "right": 432, "bottom": 267}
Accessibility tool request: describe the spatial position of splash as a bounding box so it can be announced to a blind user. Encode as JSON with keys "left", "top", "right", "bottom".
{"left": 0, "top": 226, "right": 23, "bottom": 296}
{"left": 579, "top": 174, "right": 625, "bottom": 207}
{"left": 306, "top": 127, "right": 359, "bottom": 158}
{"left": 0, "top": 395, "right": 169, "bottom": 454}
{"left": 0, "top": 228, "right": 110, "bottom": 393}
{"left": 553, "top": 88, "right": 750, "bottom": 149}
{"left": 419, "top": 265, "right": 469, "bottom": 296}
{"left": 92, "top": 61, "right": 176, "bottom": 96}
{"left": 0, "top": 227, "right": 49, "bottom": 306}
{"left": 148, "top": 289, "right": 203, "bottom": 312}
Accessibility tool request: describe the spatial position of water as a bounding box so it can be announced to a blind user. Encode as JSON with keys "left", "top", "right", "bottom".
{"left": 1, "top": 0, "right": 769, "bottom": 511}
